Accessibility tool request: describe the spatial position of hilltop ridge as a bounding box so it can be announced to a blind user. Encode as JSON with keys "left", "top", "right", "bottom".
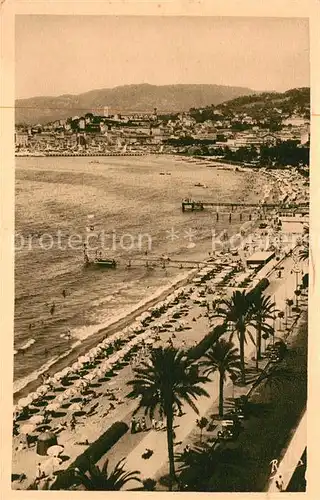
{"left": 15, "top": 83, "right": 256, "bottom": 125}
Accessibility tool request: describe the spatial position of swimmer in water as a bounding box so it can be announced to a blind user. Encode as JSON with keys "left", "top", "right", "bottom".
{"left": 62, "top": 289, "right": 66, "bottom": 298}
{"left": 50, "top": 303, "right": 55, "bottom": 315}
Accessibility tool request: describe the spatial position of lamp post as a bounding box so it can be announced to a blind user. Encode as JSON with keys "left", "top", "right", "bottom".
{"left": 291, "top": 247, "right": 301, "bottom": 299}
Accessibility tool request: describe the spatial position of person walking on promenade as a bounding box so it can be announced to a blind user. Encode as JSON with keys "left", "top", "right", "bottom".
{"left": 141, "top": 416, "right": 147, "bottom": 431}
{"left": 130, "top": 417, "right": 136, "bottom": 434}
{"left": 36, "top": 463, "right": 43, "bottom": 482}
{"left": 275, "top": 475, "right": 284, "bottom": 492}
{"left": 70, "top": 415, "right": 76, "bottom": 431}
{"left": 158, "top": 419, "right": 165, "bottom": 430}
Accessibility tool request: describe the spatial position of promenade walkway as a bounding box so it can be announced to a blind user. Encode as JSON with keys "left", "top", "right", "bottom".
{"left": 120, "top": 249, "right": 307, "bottom": 487}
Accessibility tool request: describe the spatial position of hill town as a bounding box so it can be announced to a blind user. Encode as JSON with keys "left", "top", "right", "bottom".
{"left": 15, "top": 86, "right": 310, "bottom": 171}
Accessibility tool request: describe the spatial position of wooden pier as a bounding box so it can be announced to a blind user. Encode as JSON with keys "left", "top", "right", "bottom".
{"left": 181, "top": 200, "right": 309, "bottom": 212}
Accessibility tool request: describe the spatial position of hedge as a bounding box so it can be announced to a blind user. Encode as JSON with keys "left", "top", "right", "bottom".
{"left": 50, "top": 421, "right": 129, "bottom": 490}
{"left": 187, "top": 323, "right": 227, "bottom": 360}
{"left": 247, "top": 278, "right": 270, "bottom": 303}
{"left": 302, "top": 273, "right": 308, "bottom": 289}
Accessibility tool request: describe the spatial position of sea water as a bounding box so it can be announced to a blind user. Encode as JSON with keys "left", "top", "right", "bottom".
{"left": 14, "top": 155, "right": 271, "bottom": 390}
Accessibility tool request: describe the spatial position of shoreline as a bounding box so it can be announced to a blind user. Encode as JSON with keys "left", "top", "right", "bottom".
{"left": 13, "top": 161, "right": 284, "bottom": 402}
{"left": 15, "top": 152, "right": 162, "bottom": 158}
{"left": 13, "top": 267, "right": 200, "bottom": 402}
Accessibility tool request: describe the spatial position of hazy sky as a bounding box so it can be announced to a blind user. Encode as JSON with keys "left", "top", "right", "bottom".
{"left": 15, "top": 16, "right": 309, "bottom": 99}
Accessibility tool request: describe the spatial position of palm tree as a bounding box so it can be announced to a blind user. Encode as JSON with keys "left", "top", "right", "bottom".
{"left": 246, "top": 364, "right": 293, "bottom": 401}
{"left": 214, "top": 290, "right": 254, "bottom": 384}
{"left": 176, "top": 442, "right": 249, "bottom": 491}
{"left": 278, "top": 311, "right": 285, "bottom": 330}
{"left": 286, "top": 298, "right": 294, "bottom": 318}
{"left": 196, "top": 416, "right": 209, "bottom": 442}
{"left": 249, "top": 293, "right": 277, "bottom": 370}
{"left": 200, "top": 339, "right": 241, "bottom": 417}
{"left": 299, "top": 242, "right": 309, "bottom": 261}
{"left": 294, "top": 289, "right": 302, "bottom": 307}
{"left": 127, "top": 346, "right": 209, "bottom": 489}
{"left": 74, "top": 458, "right": 142, "bottom": 491}
{"left": 142, "top": 478, "right": 157, "bottom": 491}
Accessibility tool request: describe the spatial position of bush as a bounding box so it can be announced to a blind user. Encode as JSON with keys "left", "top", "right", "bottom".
{"left": 247, "top": 278, "right": 270, "bottom": 303}
{"left": 51, "top": 421, "right": 128, "bottom": 490}
{"left": 302, "top": 273, "right": 309, "bottom": 289}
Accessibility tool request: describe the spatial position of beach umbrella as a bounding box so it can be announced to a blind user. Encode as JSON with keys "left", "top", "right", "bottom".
{"left": 56, "top": 394, "right": 67, "bottom": 404}
{"left": 20, "top": 423, "right": 36, "bottom": 435}
{"left": 36, "top": 385, "right": 50, "bottom": 396}
{"left": 139, "top": 312, "right": 151, "bottom": 322}
{"left": 71, "top": 361, "right": 82, "bottom": 372}
{"left": 47, "top": 444, "right": 64, "bottom": 457}
{"left": 84, "top": 372, "right": 96, "bottom": 382}
{"left": 62, "top": 367, "right": 72, "bottom": 376}
{"left": 101, "top": 362, "right": 111, "bottom": 372}
{"left": 46, "top": 402, "right": 60, "bottom": 412}
{"left": 41, "top": 456, "right": 62, "bottom": 475}
{"left": 74, "top": 378, "right": 86, "bottom": 388}
{"left": 78, "top": 355, "right": 90, "bottom": 364}
{"left": 69, "top": 402, "right": 82, "bottom": 412}
{"left": 13, "top": 405, "right": 22, "bottom": 416}
{"left": 64, "top": 388, "right": 77, "bottom": 398}
{"left": 17, "top": 396, "right": 33, "bottom": 408}
{"left": 27, "top": 392, "right": 38, "bottom": 402}
{"left": 50, "top": 373, "right": 62, "bottom": 384}
{"left": 29, "top": 415, "right": 45, "bottom": 425}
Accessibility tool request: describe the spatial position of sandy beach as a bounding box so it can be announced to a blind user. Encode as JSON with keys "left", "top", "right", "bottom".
{"left": 11, "top": 166, "right": 308, "bottom": 490}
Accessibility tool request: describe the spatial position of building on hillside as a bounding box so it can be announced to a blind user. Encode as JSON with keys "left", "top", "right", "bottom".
{"left": 233, "top": 134, "right": 263, "bottom": 148}
{"left": 300, "top": 131, "right": 310, "bottom": 145}
{"left": 79, "top": 118, "right": 86, "bottom": 130}
{"left": 194, "top": 131, "right": 217, "bottom": 142}
{"left": 261, "top": 133, "right": 278, "bottom": 146}
{"left": 282, "top": 115, "right": 308, "bottom": 127}
{"left": 15, "top": 132, "right": 29, "bottom": 147}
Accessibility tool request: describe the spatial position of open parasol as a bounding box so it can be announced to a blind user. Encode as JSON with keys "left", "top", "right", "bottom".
{"left": 20, "top": 423, "right": 36, "bottom": 435}
{"left": 17, "top": 395, "right": 33, "bottom": 408}
{"left": 46, "top": 402, "right": 61, "bottom": 412}
{"left": 29, "top": 415, "right": 45, "bottom": 425}
{"left": 69, "top": 402, "right": 82, "bottom": 412}
{"left": 47, "top": 444, "right": 64, "bottom": 457}
{"left": 41, "top": 456, "right": 62, "bottom": 475}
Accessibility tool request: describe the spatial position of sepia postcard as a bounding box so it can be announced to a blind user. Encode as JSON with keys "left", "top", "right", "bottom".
{"left": 1, "top": 1, "right": 320, "bottom": 498}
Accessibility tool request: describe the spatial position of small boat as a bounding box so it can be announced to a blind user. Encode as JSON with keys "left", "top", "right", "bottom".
{"left": 194, "top": 182, "right": 207, "bottom": 187}
{"left": 93, "top": 258, "right": 117, "bottom": 268}
{"left": 83, "top": 245, "right": 116, "bottom": 268}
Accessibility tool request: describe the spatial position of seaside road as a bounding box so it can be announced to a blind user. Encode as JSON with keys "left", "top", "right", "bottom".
{"left": 121, "top": 373, "right": 220, "bottom": 487}
{"left": 266, "top": 253, "right": 307, "bottom": 311}
{"left": 267, "top": 409, "right": 306, "bottom": 492}
{"left": 100, "top": 250, "right": 307, "bottom": 485}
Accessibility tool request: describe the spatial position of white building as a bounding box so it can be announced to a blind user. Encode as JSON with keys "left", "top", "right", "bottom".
{"left": 282, "top": 116, "right": 308, "bottom": 127}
